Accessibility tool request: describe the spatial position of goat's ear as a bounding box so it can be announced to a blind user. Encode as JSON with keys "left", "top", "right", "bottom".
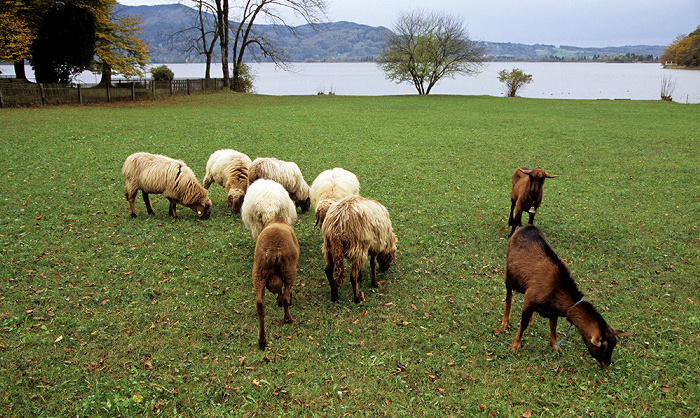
{"left": 545, "top": 172, "right": 558, "bottom": 178}
{"left": 519, "top": 168, "right": 532, "bottom": 175}
{"left": 589, "top": 335, "right": 603, "bottom": 347}
{"left": 613, "top": 328, "right": 632, "bottom": 337}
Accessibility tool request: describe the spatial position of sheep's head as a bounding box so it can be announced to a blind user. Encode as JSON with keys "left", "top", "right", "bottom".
{"left": 228, "top": 190, "right": 245, "bottom": 214}
{"left": 313, "top": 200, "right": 333, "bottom": 228}
{"left": 190, "top": 198, "right": 212, "bottom": 219}
{"left": 377, "top": 233, "right": 398, "bottom": 272}
{"left": 297, "top": 197, "right": 311, "bottom": 213}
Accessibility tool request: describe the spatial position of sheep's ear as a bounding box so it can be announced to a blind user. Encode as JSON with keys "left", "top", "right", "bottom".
{"left": 613, "top": 328, "right": 632, "bottom": 337}
{"left": 545, "top": 172, "right": 558, "bottom": 178}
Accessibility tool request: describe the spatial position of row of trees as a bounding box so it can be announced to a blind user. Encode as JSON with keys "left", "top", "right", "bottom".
{"left": 0, "top": 0, "right": 149, "bottom": 84}
{"left": 660, "top": 25, "right": 700, "bottom": 67}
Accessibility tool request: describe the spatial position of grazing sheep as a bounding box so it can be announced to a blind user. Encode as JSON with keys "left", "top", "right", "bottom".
{"left": 241, "top": 179, "right": 298, "bottom": 240}
{"left": 501, "top": 225, "right": 629, "bottom": 368}
{"left": 309, "top": 167, "right": 360, "bottom": 228}
{"left": 248, "top": 157, "right": 311, "bottom": 212}
{"left": 202, "top": 149, "right": 252, "bottom": 213}
{"left": 122, "top": 152, "right": 212, "bottom": 220}
{"left": 508, "top": 167, "right": 558, "bottom": 236}
{"left": 322, "top": 195, "right": 397, "bottom": 303}
{"left": 253, "top": 217, "right": 299, "bottom": 349}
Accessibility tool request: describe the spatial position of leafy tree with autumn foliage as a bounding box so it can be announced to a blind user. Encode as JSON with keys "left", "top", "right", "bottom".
{"left": 0, "top": 0, "right": 149, "bottom": 83}
{"left": 660, "top": 25, "right": 700, "bottom": 67}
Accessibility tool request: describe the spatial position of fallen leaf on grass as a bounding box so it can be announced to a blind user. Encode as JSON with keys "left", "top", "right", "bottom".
{"left": 522, "top": 410, "right": 532, "bottom": 418}
{"left": 659, "top": 386, "right": 672, "bottom": 392}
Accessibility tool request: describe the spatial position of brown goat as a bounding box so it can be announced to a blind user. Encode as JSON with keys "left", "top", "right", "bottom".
{"left": 508, "top": 167, "right": 557, "bottom": 236}
{"left": 252, "top": 217, "right": 299, "bottom": 349}
{"left": 501, "top": 225, "right": 628, "bottom": 367}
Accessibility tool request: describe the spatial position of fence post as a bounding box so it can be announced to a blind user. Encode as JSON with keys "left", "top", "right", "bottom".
{"left": 152, "top": 80, "right": 156, "bottom": 99}
{"left": 169, "top": 79, "right": 173, "bottom": 96}
{"left": 131, "top": 82, "right": 135, "bottom": 101}
{"left": 0, "top": 86, "right": 4, "bottom": 108}
{"left": 202, "top": 78, "right": 205, "bottom": 91}
{"left": 77, "top": 84, "right": 83, "bottom": 105}
{"left": 187, "top": 79, "right": 191, "bottom": 95}
{"left": 38, "top": 83, "right": 46, "bottom": 105}
{"left": 106, "top": 83, "right": 111, "bottom": 103}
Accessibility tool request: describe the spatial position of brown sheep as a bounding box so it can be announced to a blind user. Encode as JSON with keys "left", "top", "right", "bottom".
{"left": 122, "top": 152, "right": 212, "bottom": 220}
{"left": 322, "top": 195, "right": 397, "bottom": 303}
{"left": 508, "top": 167, "right": 557, "bottom": 236}
{"left": 252, "top": 217, "right": 299, "bottom": 349}
{"left": 501, "top": 224, "right": 629, "bottom": 368}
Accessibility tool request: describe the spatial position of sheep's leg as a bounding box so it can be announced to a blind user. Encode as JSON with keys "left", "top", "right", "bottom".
{"left": 324, "top": 242, "right": 339, "bottom": 302}
{"left": 548, "top": 318, "right": 561, "bottom": 353}
{"left": 369, "top": 253, "right": 379, "bottom": 288}
{"left": 350, "top": 261, "right": 363, "bottom": 304}
{"left": 142, "top": 192, "right": 155, "bottom": 215}
{"left": 167, "top": 198, "right": 179, "bottom": 220}
{"left": 254, "top": 280, "right": 267, "bottom": 349}
{"left": 501, "top": 287, "right": 513, "bottom": 330}
{"left": 510, "top": 305, "right": 535, "bottom": 352}
{"left": 125, "top": 191, "right": 138, "bottom": 218}
{"left": 280, "top": 283, "right": 294, "bottom": 324}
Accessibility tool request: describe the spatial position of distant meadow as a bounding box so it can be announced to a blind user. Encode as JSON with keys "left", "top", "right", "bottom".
{"left": 0, "top": 93, "right": 698, "bottom": 416}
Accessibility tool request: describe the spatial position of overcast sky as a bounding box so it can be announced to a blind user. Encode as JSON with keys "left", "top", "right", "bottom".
{"left": 117, "top": 0, "right": 699, "bottom": 47}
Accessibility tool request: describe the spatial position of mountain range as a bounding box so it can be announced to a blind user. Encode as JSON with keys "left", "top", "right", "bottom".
{"left": 116, "top": 3, "right": 666, "bottom": 63}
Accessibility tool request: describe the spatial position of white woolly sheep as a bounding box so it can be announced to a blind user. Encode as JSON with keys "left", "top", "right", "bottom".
{"left": 202, "top": 149, "right": 252, "bottom": 213}
{"left": 253, "top": 217, "right": 299, "bottom": 349}
{"left": 322, "top": 195, "right": 397, "bottom": 303}
{"left": 309, "top": 167, "right": 360, "bottom": 228}
{"left": 241, "top": 179, "right": 298, "bottom": 240}
{"left": 122, "top": 152, "right": 212, "bottom": 220}
{"left": 248, "top": 157, "right": 311, "bottom": 212}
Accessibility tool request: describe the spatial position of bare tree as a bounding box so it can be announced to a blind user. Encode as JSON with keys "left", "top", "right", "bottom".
{"left": 175, "top": 0, "right": 220, "bottom": 79}
{"left": 377, "top": 10, "right": 484, "bottom": 95}
{"left": 210, "top": 0, "right": 327, "bottom": 91}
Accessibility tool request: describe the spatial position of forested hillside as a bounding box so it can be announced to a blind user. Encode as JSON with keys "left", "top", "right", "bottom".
{"left": 117, "top": 3, "right": 665, "bottom": 63}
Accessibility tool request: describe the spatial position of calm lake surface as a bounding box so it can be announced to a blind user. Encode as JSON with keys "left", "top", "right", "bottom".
{"left": 3, "top": 62, "right": 699, "bottom": 103}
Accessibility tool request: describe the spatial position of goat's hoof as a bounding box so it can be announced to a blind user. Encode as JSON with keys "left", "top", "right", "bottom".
{"left": 130, "top": 213, "right": 137, "bottom": 218}
{"left": 509, "top": 342, "right": 521, "bottom": 352}
{"left": 258, "top": 340, "right": 268, "bottom": 350}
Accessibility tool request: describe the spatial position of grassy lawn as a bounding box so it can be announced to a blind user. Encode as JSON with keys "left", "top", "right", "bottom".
{"left": 1, "top": 93, "right": 698, "bottom": 416}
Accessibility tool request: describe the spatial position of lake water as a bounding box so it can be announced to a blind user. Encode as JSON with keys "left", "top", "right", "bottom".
{"left": 3, "top": 62, "right": 699, "bottom": 103}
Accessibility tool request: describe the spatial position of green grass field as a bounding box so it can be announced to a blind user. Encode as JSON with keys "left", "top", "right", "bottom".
{"left": 1, "top": 93, "right": 698, "bottom": 416}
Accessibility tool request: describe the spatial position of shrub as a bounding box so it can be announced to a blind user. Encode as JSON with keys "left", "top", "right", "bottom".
{"left": 498, "top": 68, "right": 533, "bottom": 97}
{"left": 150, "top": 65, "right": 174, "bottom": 81}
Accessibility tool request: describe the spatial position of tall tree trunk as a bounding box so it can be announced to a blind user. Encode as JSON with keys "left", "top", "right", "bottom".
{"left": 204, "top": 55, "right": 212, "bottom": 79}
{"left": 97, "top": 62, "right": 112, "bottom": 86}
{"left": 215, "top": 0, "right": 230, "bottom": 88}
{"left": 14, "top": 60, "right": 28, "bottom": 81}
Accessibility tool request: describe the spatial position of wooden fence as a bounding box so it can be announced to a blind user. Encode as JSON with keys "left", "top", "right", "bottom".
{"left": 0, "top": 78, "right": 225, "bottom": 107}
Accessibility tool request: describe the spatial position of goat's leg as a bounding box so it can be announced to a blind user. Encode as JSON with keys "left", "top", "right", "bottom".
{"left": 143, "top": 192, "right": 155, "bottom": 215}
{"left": 508, "top": 200, "right": 516, "bottom": 226}
{"left": 527, "top": 209, "right": 536, "bottom": 225}
{"left": 510, "top": 306, "right": 534, "bottom": 352}
{"left": 501, "top": 287, "right": 513, "bottom": 330}
{"left": 548, "top": 318, "right": 561, "bottom": 352}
